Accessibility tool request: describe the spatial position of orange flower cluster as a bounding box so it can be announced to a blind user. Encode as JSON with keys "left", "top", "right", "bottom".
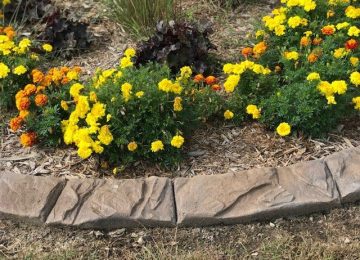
{"left": 193, "top": 74, "right": 221, "bottom": 91}
{"left": 20, "top": 132, "right": 37, "bottom": 147}
{"left": 345, "top": 39, "right": 358, "bottom": 50}
{"left": 0, "top": 26, "right": 15, "bottom": 39}
{"left": 9, "top": 66, "right": 82, "bottom": 147}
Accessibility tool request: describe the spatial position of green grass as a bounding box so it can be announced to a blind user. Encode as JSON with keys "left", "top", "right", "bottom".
{"left": 101, "top": 0, "right": 177, "bottom": 39}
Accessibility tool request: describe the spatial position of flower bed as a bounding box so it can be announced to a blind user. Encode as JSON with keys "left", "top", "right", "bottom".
{"left": 1, "top": 0, "right": 360, "bottom": 174}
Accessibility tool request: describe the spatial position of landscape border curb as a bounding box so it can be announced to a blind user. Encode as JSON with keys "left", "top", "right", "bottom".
{"left": 0, "top": 147, "right": 360, "bottom": 230}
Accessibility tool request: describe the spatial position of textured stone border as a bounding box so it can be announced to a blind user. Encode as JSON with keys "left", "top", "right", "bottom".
{"left": 0, "top": 147, "right": 360, "bottom": 230}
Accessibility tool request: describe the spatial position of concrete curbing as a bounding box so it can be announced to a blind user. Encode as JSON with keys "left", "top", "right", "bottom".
{"left": 0, "top": 147, "right": 359, "bottom": 229}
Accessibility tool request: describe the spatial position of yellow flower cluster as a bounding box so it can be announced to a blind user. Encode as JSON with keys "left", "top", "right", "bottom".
{"left": 280, "top": 0, "right": 316, "bottom": 12}
{"left": 246, "top": 105, "right": 261, "bottom": 119}
{"left": 120, "top": 48, "right": 136, "bottom": 69}
{"left": 317, "top": 80, "right": 348, "bottom": 105}
{"left": 63, "top": 83, "right": 113, "bottom": 159}
{"left": 223, "top": 60, "right": 271, "bottom": 93}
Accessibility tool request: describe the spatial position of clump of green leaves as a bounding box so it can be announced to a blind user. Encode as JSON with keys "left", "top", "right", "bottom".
{"left": 101, "top": 0, "right": 176, "bottom": 39}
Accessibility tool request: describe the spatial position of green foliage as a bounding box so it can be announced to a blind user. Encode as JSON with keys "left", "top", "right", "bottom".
{"left": 222, "top": 0, "right": 360, "bottom": 137}
{"left": 63, "top": 52, "right": 223, "bottom": 167}
{"left": 101, "top": 0, "right": 176, "bottom": 39}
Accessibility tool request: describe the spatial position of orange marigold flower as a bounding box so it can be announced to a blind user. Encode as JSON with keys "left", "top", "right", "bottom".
{"left": 312, "top": 37, "right": 323, "bottom": 45}
{"left": 3, "top": 26, "right": 15, "bottom": 39}
{"left": 9, "top": 117, "right": 23, "bottom": 132}
{"left": 60, "top": 66, "right": 70, "bottom": 74}
{"left": 241, "top": 47, "right": 253, "bottom": 58}
{"left": 193, "top": 74, "right": 205, "bottom": 83}
{"left": 16, "top": 97, "right": 30, "bottom": 111}
{"left": 253, "top": 41, "right": 267, "bottom": 57}
{"left": 211, "top": 84, "right": 221, "bottom": 91}
{"left": 300, "top": 36, "right": 310, "bottom": 47}
{"left": 205, "top": 76, "right": 217, "bottom": 85}
{"left": 345, "top": 39, "right": 359, "bottom": 50}
{"left": 308, "top": 53, "right": 319, "bottom": 63}
{"left": 41, "top": 75, "right": 52, "bottom": 87}
{"left": 24, "top": 84, "right": 37, "bottom": 96}
{"left": 20, "top": 132, "right": 37, "bottom": 147}
{"left": 61, "top": 77, "right": 70, "bottom": 85}
{"left": 51, "top": 68, "right": 63, "bottom": 84}
{"left": 32, "top": 69, "right": 44, "bottom": 84}
{"left": 35, "top": 94, "right": 48, "bottom": 107}
{"left": 321, "top": 25, "right": 336, "bottom": 36}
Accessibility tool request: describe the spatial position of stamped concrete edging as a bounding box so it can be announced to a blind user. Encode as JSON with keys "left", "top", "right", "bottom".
{"left": 0, "top": 147, "right": 360, "bottom": 230}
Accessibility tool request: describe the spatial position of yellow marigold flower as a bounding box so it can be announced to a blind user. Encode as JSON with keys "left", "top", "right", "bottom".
{"left": 158, "top": 79, "right": 172, "bottom": 92}
{"left": 75, "top": 96, "right": 90, "bottom": 118}
{"left": 77, "top": 146, "right": 92, "bottom": 159}
{"left": 42, "top": 43, "right": 53, "bottom": 52}
{"left": 124, "top": 48, "right": 136, "bottom": 58}
{"left": 92, "top": 141, "right": 104, "bottom": 154}
{"left": 327, "top": 10, "right": 335, "bottom": 18}
{"left": 352, "top": 97, "right": 360, "bottom": 110}
{"left": 151, "top": 140, "right": 164, "bottom": 153}
{"left": 255, "top": 30, "right": 265, "bottom": 38}
{"left": 102, "top": 69, "right": 116, "bottom": 78}
{"left": 171, "top": 82, "right": 183, "bottom": 94}
{"left": 2, "top": 0, "right": 11, "bottom": 5}
{"left": 106, "top": 114, "right": 112, "bottom": 122}
{"left": 331, "top": 80, "right": 347, "bottom": 95}
{"left": 326, "top": 95, "right": 337, "bottom": 105}
{"left": 135, "top": 91, "right": 144, "bottom": 98}
{"left": 284, "top": 51, "right": 299, "bottom": 60}
{"left": 89, "top": 91, "right": 97, "bottom": 102}
{"left": 276, "top": 122, "right": 291, "bottom": 137}
{"left": 304, "top": 31, "right": 312, "bottom": 37}
{"left": 317, "top": 81, "right": 334, "bottom": 97}
{"left": 350, "top": 72, "right": 360, "bottom": 86}
{"left": 171, "top": 135, "right": 185, "bottom": 149}
{"left": 30, "top": 53, "right": 39, "bottom": 60}
{"left": 333, "top": 48, "right": 348, "bottom": 59}
{"left": 91, "top": 102, "right": 106, "bottom": 120}
{"left": 128, "top": 141, "right": 138, "bottom": 152}
{"left": 224, "top": 74, "right": 240, "bottom": 93}
{"left": 350, "top": 57, "right": 359, "bottom": 67}
{"left": 13, "top": 65, "right": 27, "bottom": 75}
{"left": 306, "top": 72, "right": 320, "bottom": 81}
{"left": 61, "top": 100, "right": 69, "bottom": 111}
{"left": 287, "top": 16, "right": 303, "bottom": 28}
{"left": 69, "top": 83, "right": 84, "bottom": 99}
{"left": 173, "top": 97, "right": 183, "bottom": 112}
{"left": 98, "top": 125, "right": 113, "bottom": 145}
{"left": 66, "top": 70, "right": 79, "bottom": 81}
{"left": 18, "top": 38, "right": 31, "bottom": 49}
{"left": 113, "top": 167, "right": 119, "bottom": 175}
{"left": 246, "top": 105, "right": 261, "bottom": 119}
{"left": 19, "top": 110, "right": 29, "bottom": 119}
{"left": 121, "top": 82, "right": 132, "bottom": 102}
{"left": 114, "top": 71, "right": 123, "bottom": 79}
{"left": 224, "top": 110, "right": 234, "bottom": 120}
{"left": 120, "top": 56, "right": 133, "bottom": 69}
{"left": 0, "top": 62, "right": 10, "bottom": 78}
{"left": 336, "top": 22, "right": 350, "bottom": 30}
{"left": 348, "top": 26, "right": 360, "bottom": 37}
{"left": 180, "top": 66, "right": 192, "bottom": 79}
{"left": 346, "top": 6, "right": 360, "bottom": 19}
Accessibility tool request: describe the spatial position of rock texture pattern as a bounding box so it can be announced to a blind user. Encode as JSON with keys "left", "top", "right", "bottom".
{"left": 0, "top": 171, "right": 65, "bottom": 223}
{"left": 174, "top": 159, "right": 340, "bottom": 226}
{"left": 325, "top": 147, "right": 360, "bottom": 203}
{"left": 0, "top": 147, "right": 360, "bottom": 230}
{"left": 46, "top": 176, "right": 176, "bottom": 229}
